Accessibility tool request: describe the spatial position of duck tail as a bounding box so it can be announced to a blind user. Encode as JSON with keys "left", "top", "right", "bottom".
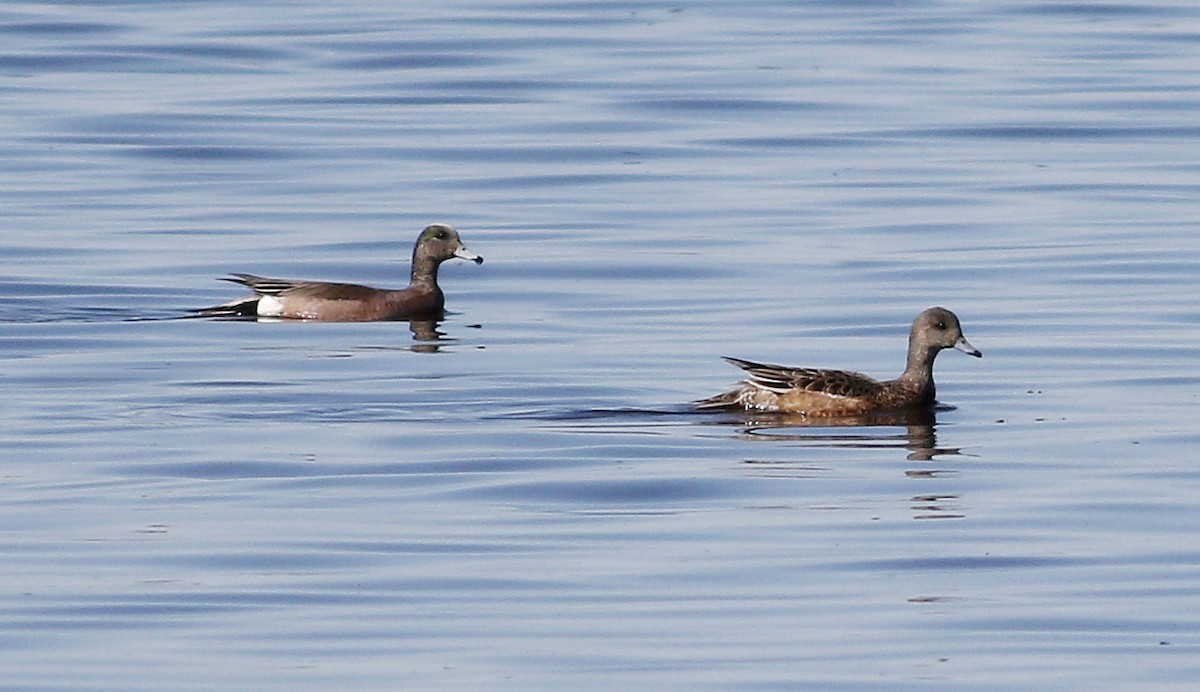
{"left": 692, "top": 390, "right": 743, "bottom": 410}
{"left": 192, "top": 297, "right": 260, "bottom": 318}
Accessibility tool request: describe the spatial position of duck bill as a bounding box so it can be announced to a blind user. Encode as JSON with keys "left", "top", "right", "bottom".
{"left": 454, "top": 246, "right": 484, "bottom": 264}
{"left": 954, "top": 336, "right": 982, "bottom": 358}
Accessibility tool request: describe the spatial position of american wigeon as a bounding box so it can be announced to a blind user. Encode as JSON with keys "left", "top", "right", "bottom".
{"left": 695, "top": 307, "right": 981, "bottom": 416}
{"left": 197, "top": 223, "right": 483, "bottom": 321}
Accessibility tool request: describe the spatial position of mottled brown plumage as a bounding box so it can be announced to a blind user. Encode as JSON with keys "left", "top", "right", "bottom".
{"left": 197, "top": 224, "right": 482, "bottom": 321}
{"left": 695, "top": 307, "right": 981, "bottom": 416}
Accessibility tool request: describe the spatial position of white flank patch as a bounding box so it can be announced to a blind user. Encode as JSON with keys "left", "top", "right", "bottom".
{"left": 257, "top": 295, "right": 285, "bottom": 317}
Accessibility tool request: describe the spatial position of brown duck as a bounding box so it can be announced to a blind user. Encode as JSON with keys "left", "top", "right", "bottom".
{"left": 695, "top": 307, "right": 981, "bottom": 416}
{"left": 197, "top": 223, "right": 482, "bottom": 321}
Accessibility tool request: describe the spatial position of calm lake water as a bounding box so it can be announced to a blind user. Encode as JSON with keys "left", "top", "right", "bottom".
{"left": 3, "top": 0, "right": 1200, "bottom": 688}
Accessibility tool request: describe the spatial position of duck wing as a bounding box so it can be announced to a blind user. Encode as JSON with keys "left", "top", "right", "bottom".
{"left": 223, "top": 274, "right": 387, "bottom": 301}
{"left": 222, "top": 274, "right": 301, "bottom": 296}
{"left": 723, "top": 357, "right": 883, "bottom": 398}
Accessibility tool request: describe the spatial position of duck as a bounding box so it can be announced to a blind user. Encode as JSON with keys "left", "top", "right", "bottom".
{"left": 196, "top": 223, "right": 482, "bottom": 321}
{"left": 694, "top": 307, "right": 981, "bottom": 416}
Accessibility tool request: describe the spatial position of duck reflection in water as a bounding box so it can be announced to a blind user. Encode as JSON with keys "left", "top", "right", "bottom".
{"left": 407, "top": 319, "right": 447, "bottom": 353}
{"left": 728, "top": 406, "right": 956, "bottom": 461}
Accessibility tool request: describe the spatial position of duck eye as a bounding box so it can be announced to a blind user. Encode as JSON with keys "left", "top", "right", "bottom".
{"left": 936, "top": 321, "right": 946, "bottom": 330}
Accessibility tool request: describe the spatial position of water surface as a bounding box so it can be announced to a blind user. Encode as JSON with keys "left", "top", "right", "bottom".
{"left": 3, "top": 1, "right": 1200, "bottom": 689}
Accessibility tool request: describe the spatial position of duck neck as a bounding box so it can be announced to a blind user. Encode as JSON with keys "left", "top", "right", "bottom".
{"left": 899, "top": 335, "right": 938, "bottom": 395}
{"left": 410, "top": 251, "right": 440, "bottom": 289}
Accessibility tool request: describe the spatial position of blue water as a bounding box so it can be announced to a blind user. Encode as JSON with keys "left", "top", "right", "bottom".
{"left": 4, "top": 1, "right": 1200, "bottom": 688}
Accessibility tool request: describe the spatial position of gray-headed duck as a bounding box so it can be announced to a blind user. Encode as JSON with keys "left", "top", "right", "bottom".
{"left": 695, "top": 307, "right": 981, "bottom": 416}
{"left": 197, "top": 223, "right": 482, "bottom": 321}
